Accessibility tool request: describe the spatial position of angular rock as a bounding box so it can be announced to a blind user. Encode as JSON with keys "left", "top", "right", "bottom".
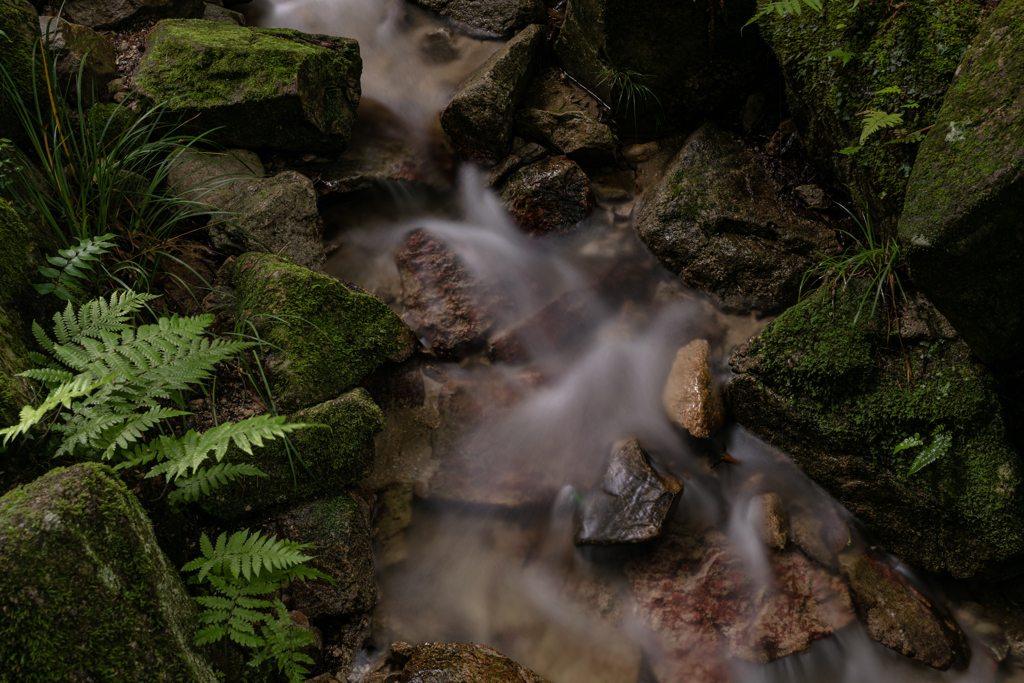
{"left": 636, "top": 123, "right": 838, "bottom": 313}
{"left": 134, "top": 20, "right": 361, "bottom": 152}
{"left": 758, "top": 492, "right": 788, "bottom": 551}
{"left": 199, "top": 390, "right": 384, "bottom": 518}
{"left": 497, "top": 155, "right": 594, "bottom": 235}
{"left": 516, "top": 108, "right": 616, "bottom": 165}
{"left": 662, "top": 339, "right": 724, "bottom": 439}
{"left": 627, "top": 524, "right": 854, "bottom": 682}
{"left": 788, "top": 504, "right": 847, "bottom": 571}
{"left": 728, "top": 284, "right": 1024, "bottom": 579}
{"left": 841, "top": 551, "right": 970, "bottom": 670}
{"left": 39, "top": 16, "right": 116, "bottom": 103}
{"left": 898, "top": 0, "right": 1024, "bottom": 364}
{"left": 225, "top": 253, "right": 416, "bottom": 413}
{"left": 212, "top": 171, "right": 327, "bottom": 271}
{"left": 166, "top": 147, "right": 264, "bottom": 211}
{"left": 412, "top": 0, "right": 545, "bottom": 36}
{"left": 366, "top": 642, "right": 551, "bottom": 683}
{"left": 0, "top": 463, "right": 217, "bottom": 682}
{"left": 60, "top": 0, "right": 202, "bottom": 29}
{"left": 440, "top": 23, "right": 543, "bottom": 163}
{"left": 576, "top": 439, "right": 683, "bottom": 545}
{"left": 395, "top": 228, "right": 503, "bottom": 359}
{"left": 203, "top": 2, "right": 245, "bottom": 25}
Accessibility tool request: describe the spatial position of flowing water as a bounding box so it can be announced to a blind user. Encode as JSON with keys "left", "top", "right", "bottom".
{"left": 245, "top": 2, "right": 1007, "bottom": 681}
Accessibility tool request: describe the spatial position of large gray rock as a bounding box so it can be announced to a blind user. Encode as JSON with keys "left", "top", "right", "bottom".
{"left": 898, "top": 0, "right": 1024, "bottom": 364}
{"left": 413, "top": 0, "right": 545, "bottom": 36}
{"left": 39, "top": 16, "right": 116, "bottom": 102}
{"left": 440, "top": 23, "right": 544, "bottom": 163}
{"left": 0, "top": 463, "right": 217, "bottom": 682}
{"left": 134, "top": 20, "right": 361, "bottom": 152}
{"left": 636, "top": 123, "right": 838, "bottom": 314}
{"left": 61, "top": 0, "right": 203, "bottom": 29}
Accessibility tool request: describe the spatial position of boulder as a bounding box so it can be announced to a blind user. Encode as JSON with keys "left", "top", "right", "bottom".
{"left": 636, "top": 123, "right": 838, "bottom": 314}
{"left": 898, "top": 0, "right": 1024, "bottom": 364}
{"left": 133, "top": 20, "right": 361, "bottom": 152}
{"left": 440, "top": 23, "right": 544, "bottom": 163}
{"left": 575, "top": 439, "right": 683, "bottom": 545}
{"left": 60, "top": 0, "right": 203, "bottom": 29}
{"left": 202, "top": 2, "right": 245, "bottom": 25}
{"left": 0, "top": 463, "right": 217, "bottom": 682}
{"left": 39, "top": 16, "right": 116, "bottom": 103}
{"left": 756, "top": 0, "right": 985, "bottom": 219}
{"left": 0, "top": 0, "right": 39, "bottom": 141}
{"left": 224, "top": 253, "right": 416, "bottom": 413}
{"left": 841, "top": 551, "right": 970, "bottom": 670}
{"left": 728, "top": 285, "right": 1024, "bottom": 579}
{"left": 365, "top": 642, "right": 551, "bottom": 683}
{"left": 166, "top": 147, "right": 264, "bottom": 211}
{"left": 626, "top": 523, "right": 854, "bottom": 683}
{"left": 412, "top": 0, "right": 545, "bottom": 36}
{"left": 516, "top": 108, "right": 616, "bottom": 165}
{"left": 662, "top": 339, "right": 724, "bottom": 439}
{"left": 554, "top": 0, "right": 764, "bottom": 135}
{"left": 199, "top": 389, "right": 384, "bottom": 518}
{"left": 394, "top": 228, "right": 505, "bottom": 359}
{"left": 497, "top": 155, "right": 594, "bottom": 234}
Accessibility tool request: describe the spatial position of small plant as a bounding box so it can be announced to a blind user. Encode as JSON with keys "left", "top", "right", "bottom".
{"left": 894, "top": 425, "right": 952, "bottom": 475}
{"left": 837, "top": 86, "right": 933, "bottom": 155}
{"left": 184, "top": 528, "right": 333, "bottom": 682}
{"left": 596, "top": 65, "right": 662, "bottom": 136}
{"left": 33, "top": 233, "right": 116, "bottom": 301}
{"left": 744, "top": 0, "right": 824, "bottom": 32}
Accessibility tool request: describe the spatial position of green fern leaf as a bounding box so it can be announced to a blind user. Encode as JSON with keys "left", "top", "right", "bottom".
{"left": 183, "top": 529, "right": 316, "bottom": 582}
{"left": 908, "top": 428, "right": 952, "bottom": 475}
{"left": 168, "top": 462, "right": 267, "bottom": 506}
{"left": 859, "top": 110, "right": 904, "bottom": 145}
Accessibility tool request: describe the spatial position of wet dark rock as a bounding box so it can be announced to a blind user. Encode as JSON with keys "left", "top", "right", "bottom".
{"left": 497, "top": 155, "right": 594, "bottom": 235}
{"left": 728, "top": 284, "right": 1024, "bottom": 579}
{"left": 788, "top": 503, "right": 847, "bottom": 571}
{"left": 841, "top": 551, "right": 970, "bottom": 670}
{"left": 488, "top": 288, "right": 603, "bottom": 362}
{"left": 627, "top": 523, "right": 854, "bottom": 682}
{"left": 898, "top": 0, "right": 1024, "bottom": 365}
{"left": 0, "top": 463, "right": 217, "bottom": 682}
{"left": 365, "top": 642, "right": 551, "bottom": 683}
{"left": 636, "top": 123, "right": 838, "bottom": 314}
{"left": 166, "top": 147, "right": 264, "bottom": 211}
{"left": 440, "top": 24, "right": 544, "bottom": 163}
{"left": 412, "top": 0, "right": 545, "bottom": 36}
{"left": 486, "top": 137, "right": 549, "bottom": 187}
{"left": 794, "top": 184, "right": 828, "bottom": 209}
{"left": 61, "top": 0, "right": 202, "bottom": 29}
{"left": 419, "top": 27, "right": 459, "bottom": 63}
{"left": 516, "top": 108, "right": 616, "bottom": 166}
{"left": 662, "top": 339, "right": 724, "bottom": 439}
{"left": 202, "top": 2, "right": 244, "bottom": 24}
{"left": 39, "top": 16, "right": 116, "bottom": 102}
{"left": 395, "top": 228, "right": 504, "bottom": 359}
{"left": 576, "top": 439, "right": 683, "bottom": 545}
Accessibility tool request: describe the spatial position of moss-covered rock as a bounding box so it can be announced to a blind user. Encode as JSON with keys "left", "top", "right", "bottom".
{"left": 0, "top": 0, "right": 39, "bottom": 141}
{"left": 0, "top": 200, "right": 41, "bottom": 425}
{"left": 757, "top": 0, "right": 984, "bottom": 220}
{"left": 0, "top": 462, "right": 217, "bottom": 682}
{"left": 199, "top": 389, "right": 384, "bottom": 518}
{"left": 228, "top": 253, "right": 415, "bottom": 413}
{"left": 897, "top": 0, "right": 1024, "bottom": 364}
{"left": 728, "top": 285, "right": 1024, "bottom": 579}
{"left": 554, "top": 0, "right": 765, "bottom": 135}
{"left": 133, "top": 19, "right": 361, "bottom": 152}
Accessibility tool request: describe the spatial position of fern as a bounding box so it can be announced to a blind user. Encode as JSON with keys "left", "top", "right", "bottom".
{"left": 249, "top": 600, "right": 317, "bottom": 683}
{"left": 905, "top": 426, "right": 953, "bottom": 476}
{"left": 183, "top": 529, "right": 328, "bottom": 583}
{"left": 34, "top": 233, "right": 117, "bottom": 301}
{"left": 858, "top": 110, "right": 905, "bottom": 145}
{"left": 744, "top": 0, "right": 824, "bottom": 32}
{"left": 168, "top": 462, "right": 267, "bottom": 505}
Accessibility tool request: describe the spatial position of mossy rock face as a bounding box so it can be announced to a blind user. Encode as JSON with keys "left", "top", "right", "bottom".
{"left": 758, "top": 0, "right": 984, "bottom": 220}
{"left": 0, "top": 0, "right": 39, "bottom": 141}
{"left": 200, "top": 389, "right": 385, "bottom": 518}
{"left": 230, "top": 253, "right": 415, "bottom": 414}
{"left": 133, "top": 19, "right": 361, "bottom": 152}
{"left": 0, "top": 200, "right": 42, "bottom": 425}
{"left": 729, "top": 286, "right": 1024, "bottom": 579}
{"left": 553, "top": 0, "right": 764, "bottom": 135}
{"left": 60, "top": 0, "right": 203, "bottom": 30}
{"left": 0, "top": 462, "right": 218, "bottom": 682}
{"left": 898, "top": 0, "right": 1024, "bottom": 364}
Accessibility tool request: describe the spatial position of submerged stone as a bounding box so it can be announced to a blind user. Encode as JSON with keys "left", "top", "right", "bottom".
{"left": 662, "top": 339, "right": 724, "bottom": 439}
{"left": 576, "top": 439, "right": 683, "bottom": 545}
{"left": 636, "top": 123, "right": 838, "bottom": 314}
{"left": 134, "top": 20, "right": 361, "bottom": 152}
{"left": 0, "top": 463, "right": 217, "bottom": 682}
{"left": 497, "top": 155, "right": 594, "bottom": 235}
{"left": 898, "top": 0, "right": 1024, "bottom": 364}
{"left": 412, "top": 0, "right": 545, "bottom": 36}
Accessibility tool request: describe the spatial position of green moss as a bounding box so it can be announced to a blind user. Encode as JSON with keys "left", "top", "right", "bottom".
{"left": 0, "top": 462, "right": 217, "bottom": 682}
{"left": 86, "top": 102, "right": 135, "bottom": 146}
{"left": 200, "top": 389, "right": 384, "bottom": 519}
{"left": 232, "top": 253, "right": 411, "bottom": 413}
{"left": 0, "top": 200, "right": 35, "bottom": 424}
{"left": 0, "top": 0, "right": 38, "bottom": 142}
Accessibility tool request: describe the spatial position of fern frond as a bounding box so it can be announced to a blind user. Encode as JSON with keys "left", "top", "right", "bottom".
{"left": 182, "top": 529, "right": 316, "bottom": 582}
{"left": 168, "top": 462, "right": 267, "bottom": 506}
{"left": 50, "top": 290, "right": 156, "bottom": 345}
{"left": 0, "top": 374, "right": 107, "bottom": 444}
{"left": 19, "top": 367, "right": 75, "bottom": 385}
{"left": 858, "top": 110, "right": 904, "bottom": 145}
{"left": 249, "top": 599, "right": 316, "bottom": 683}
{"left": 743, "top": 0, "right": 824, "bottom": 31}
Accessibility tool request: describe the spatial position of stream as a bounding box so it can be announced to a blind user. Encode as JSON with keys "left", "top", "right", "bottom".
{"left": 243, "top": 1, "right": 1002, "bottom": 681}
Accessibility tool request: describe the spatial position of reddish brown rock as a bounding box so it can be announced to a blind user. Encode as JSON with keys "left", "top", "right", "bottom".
{"left": 488, "top": 289, "right": 603, "bottom": 362}
{"left": 498, "top": 156, "right": 595, "bottom": 235}
{"left": 627, "top": 525, "right": 854, "bottom": 682}
{"left": 662, "top": 339, "right": 724, "bottom": 439}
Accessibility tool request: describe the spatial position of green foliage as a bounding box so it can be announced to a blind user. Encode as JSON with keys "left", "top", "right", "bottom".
{"left": 858, "top": 109, "right": 905, "bottom": 145}
{"left": 825, "top": 48, "right": 854, "bottom": 66}
{"left": 184, "top": 529, "right": 332, "bottom": 683}
{"left": 744, "top": 0, "right": 824, "bottom": 33}
{"left": 596, "top": 66, "right": 662, "bottom": 136}
{"left": 34, "top": 233, "right": 116, "bottom": 301}
{"left": 902, "top": 425, "right": 954, "bottom": 476}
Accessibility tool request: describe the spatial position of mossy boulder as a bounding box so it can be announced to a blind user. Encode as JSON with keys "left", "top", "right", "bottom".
{"left": 898, "top": 0, "right": 1024, "bottom": 364}
{"left": 553, "top": 0, "right": 765, "bottom": 135}
{"left": 199, "top": 390, "right": 384, "bottom": 518}
{"left": 228, "top": 252, "right": 416, "bottom": 414}
{"left": 728, "top": 285, "right": 1024, "bottom": 579}
{"left": 133, "top": 19, "right": 361, "bottom": 152}
{"left": 0, "top": 0, "right": 39, "bottom": 141}
{"left": 757, "top": 0, "right": 984, "bottom": 220}
{"left": 0, "top": 462, "right": 217, "bottom": 682}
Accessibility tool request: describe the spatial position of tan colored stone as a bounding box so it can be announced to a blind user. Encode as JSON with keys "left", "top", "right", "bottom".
{"left": 758, "top": 492, "right": 788, "bottom": 550}
{"left": 662, "top": 339, "right": 724, "bottom": 439}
